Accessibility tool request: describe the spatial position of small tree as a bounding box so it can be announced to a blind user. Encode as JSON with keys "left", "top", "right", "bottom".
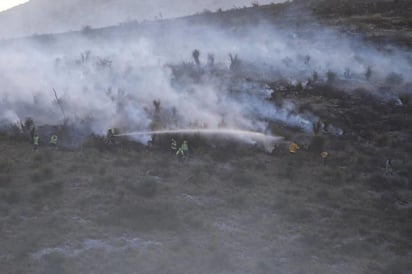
{"left": 344, "top": 68, "right": 351, "bottom": 79}
{"left": 312, "top": 71, "right": 319, "bottom": 82}
{"left": 207, "top": 53, "right": 215, "bottom": 67}
{"left": 312, "top": 120, "right": 322, "bottom": 134}
{"left": 385, "top": 72, "right": 403, "bottom": 86}
{"left": 192, "top": 49, "right": 200, "bottom": 66}
{"left": 229, "top": 53, "right": 241, "bottom": 72}
{"left": 365, "top": 66, "right": 372, "bottom": 80}
{"left": 81, "top": 25, "right": 93, "bottom": 35}
{"left": 326, "top": 70, "right": 336, "bottom": 83}
{"left": 309, "top": 135, "right": 326, "bottom": 153}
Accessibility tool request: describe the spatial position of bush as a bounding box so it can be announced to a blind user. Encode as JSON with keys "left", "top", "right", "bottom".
{"left": 126, "top": 176, "right": 158, "bottom": 198}
{"left": 0, "top": 160, "right": 13, "bottom": 174}
{"left": 31, "top": 181, "right": 64, "bottom": 200}
{"left": 308, "top": 135, "right": 326, "bottom": 153}
{"left": 326, "top": 70, "right": 337, "bottom": 83}
{"left": 383, "top": 259, "right": 412, "bottom": 274}
{"left": 365, "top": 66, "right": 372, "bottom": 80}
{"left": 385, "top": 72, "right": 404, "bottom": 86}
{"left": 0, "top": 175, "right": 12, "bottom": 187}
{"left": 31, "top": 166, "right": 54, "bottom": 183}
{"left": 321, "top": 168, "right": 343, "bottom": 185}
{"left": 227, "top": 194, "right": 246, "bottom": 208}
{"left": 40, "top": 251, "right": 68, "bottom": 274}
{"left": 232, "top": 172, "right": 254, "bottom": 188}
{"left": 367, "top": 174, "right": 405, "bottom": 191}
{"left": 33, "top": 151, "right": 52, "bottom": 163}
{"left": 6, "top": 190, "right": 20, "bottom": 204}
{"left": 100, "top": 203, "right": 179, "bottom": 231}
{"left": 376, "top": 134, "right": 390, "bottom": 147}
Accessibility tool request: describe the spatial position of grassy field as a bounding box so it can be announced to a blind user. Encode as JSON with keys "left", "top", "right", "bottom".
{"left": 0, "top": 124, "right": 411, "bottom": 274}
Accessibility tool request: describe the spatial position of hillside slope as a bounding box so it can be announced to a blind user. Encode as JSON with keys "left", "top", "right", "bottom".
{"left": 0, "top": 0, "right": 278, "bottom": 39}
{"left": 0, "top": 1, "right": 411, "bottom": 273}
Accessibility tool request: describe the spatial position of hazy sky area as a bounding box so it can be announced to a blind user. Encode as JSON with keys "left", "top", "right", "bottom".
{"left": 0, "top": 0, "right": 29, "bottom": 12}
{"left": 0, "top": 0, "right": 283, "bottom": 38}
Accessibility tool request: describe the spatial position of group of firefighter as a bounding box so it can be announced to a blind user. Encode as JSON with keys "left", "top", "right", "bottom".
{"left": 289, "top": 141, "right": 329, "bottom": 165}
{"left": 171, "top": 138, "right": 189, "bottom": 162}
{"left": 29, "top": 127, "right": 58, "bottom": 150}
{"left": 28, "top": 127, "right": 395, "bottom": 174}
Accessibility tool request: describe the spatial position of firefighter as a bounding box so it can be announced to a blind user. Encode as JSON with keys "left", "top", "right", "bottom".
{"left": 171, "top": 138, "right": 177, "bottom": 154}
{"left": 181, "top": 140, "right": 189, "bottom": 156}
{"left": 106, "top": 128, "right": 114, "bottom": 145}
{"left": 385, "top": 159, "right": 393, "bottom": 176}
{"left": 33, "top": 134, "right": 39, "bottom": 150}
{"left": 321, "top": 151, "right": 328, "bottom": 165}
{"left": 289, "top": 142, "right": 299, "bottom": 154}
{"left": 176, "top": 147, "right": 184, "bottom": 162}
{"left": 50, "top": 134, "right": 58, "bottom": 149}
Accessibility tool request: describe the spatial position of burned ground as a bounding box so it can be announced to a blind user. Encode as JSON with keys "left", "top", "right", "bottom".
{"left": 1, "top": 81, "right": 411, "bottom": 273}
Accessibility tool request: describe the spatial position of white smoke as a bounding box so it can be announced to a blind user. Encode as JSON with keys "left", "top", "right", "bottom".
{"left": 0, "top": 14, "right": 411, "bottom": 141}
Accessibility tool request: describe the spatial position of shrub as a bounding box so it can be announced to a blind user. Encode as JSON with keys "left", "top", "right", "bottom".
{"left": 312, "top": 71, "right": 319, "bottom": 82}
{"left": 385, "top": 72, "right": 404, "bottom": 86}
{"left": 192, "top": 49, "right": 200, "bottom": 66}
{"left": 32, "top": 151, "right": 52, "bottom": 163}
{"left": 232, "top": 172, "right": 254, "bottom": 188}
{"left": 100, "top": 203, "right": 179, "bottom": 232}
{"left": 375, "top": 134, "right": 390, "bottom": 147}
{"left": 0, "top": 175, "right": 12, "bottom": 187}
{"left": 31, "top": 166, "right": 54, "bottom": 183}
{"left": 32, "top": 181, "right": 64, "bottom": 200}
{"left": 367, "top": 174, "right": 405, "bottom": 191}
{"left": 228, "top": 194, "right": 246, "bottom": 208}
{"left": 126, "top": 176, "right": 158, "bottom": 198}
{"left": 321, "top": 168, "right": 343, "bottom": 185}
{"left": 229, "top": 53, "right": 241, "bottom": 72}
{"left": 81, "top": 25, "right": 93, "bottom": 35}
{"left": 365, "top": 66, "right": 372, "bottom": 80}
{"left": 383, "top": 259, "right": 412, "bottom": 274}
{"left": 0, "top": 160, "right": 13, "bottom": 174}
{"left": 312, "top": 120, "right": 322, "bottom": 134}
{"left": 308, "top": 135, "right": 326, "bottom": 153}
{"left": 6, "top": 190, "right": 20, "bottom": 204}
{"left": 326, "top": 70, "right": 336, "bottom": 83}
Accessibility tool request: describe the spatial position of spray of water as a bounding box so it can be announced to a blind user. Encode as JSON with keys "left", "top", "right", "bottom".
{"left": 116, "top": 128, "right": 282, "bottom": 151}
